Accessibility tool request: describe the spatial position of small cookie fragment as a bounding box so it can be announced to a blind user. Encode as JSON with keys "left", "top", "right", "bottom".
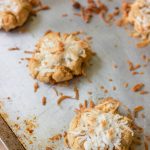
{"left": 67, "top": 98, "right": 135, "bottom": 150}
{"left": 0, "top": 0, "right": 32, "bottom": 31}
{"left": 28, "top": 31, "right": 94, "bottom": 84}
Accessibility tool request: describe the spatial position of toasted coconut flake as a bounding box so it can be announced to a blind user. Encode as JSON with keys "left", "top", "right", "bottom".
{"left": 53, "top": 87, "right": 59, "bottom": 96}
{"left": 62, "top": 13, "right": 68, "bottom": 17}
{"left": 140, "top": 91, "right": 149, "bottom": 95}
{"left": 100, "top": 86, "right": 104, "bottom": 89}
{"left": 145, "top": 135, "right": 150, "bottom": 142}
{"left": 132, "top": 71, "right": 138, "bottom": 75}
{"left": 46, "top": 147, "right": 52, "bottom": 150}
{"left": 89, "top": 100, "right": 95, "bottom": 108}
{"left": 24, "top": 50, "right": 34, "bottom": 54}
{"left": 74, "top": 86, "right": 79, "bottom": 100}
{"left": 74, "top": 12, "right": 81, "bottom": 16}
{"left": 123, "top": 82, "right": 129, "bottom": 88}
{"left": 134, "top": 106, "right": 144, "bottom": 117}
{"left": 8, "top": 47, "right": 20, "bottom": 51}
{"left": 127, "top": 60, "right": 133, "bottom": 71}
{"left": 64, "top": 132, "right": 69, "bottom": 147}
{"left": 57, "top": 95, "right": 72, "bottom": 105}
{"left": 81, "top": 7, "right": 92, "bottom": 23}
{"left": 108, "top": 78, "right": 113, "bottom": 82}
{"left": 112, "top": 86, "right": 116, "bottom": 91}
{"left": 72, "top": 1, "right": 81, "bottom": 9}
{"left": 112, "top": 63, "right": 118, "bottom": 69}
{"left": 34, "top": 82, "right": 39, "bottom": 92}
{"left": 42, "top": 96, "right": 47, "bottom": 105}
{"left": 88, "top": 91, "right": 92, "bottom": 95}
{"left": 131, "top": 83, "right": 144, "bottom": 92}
{"left": 144, "top": 142, "right": 149, "bottom": 150}
{"left": 136, "top": 40, "right": 150, "bottom": 48}
{"left": 83, "top": 100, "right": 88, "bottom": 108}
{"left": 104, "top": 89, "right": 108, "bottom": 93}
{"left": 49, "top": 134, "right": 62, "bottom": 142}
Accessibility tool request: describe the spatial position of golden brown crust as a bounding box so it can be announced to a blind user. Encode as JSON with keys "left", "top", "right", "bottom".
{"left": 0, "top": 0, "right": 32, "bottom": 31}
{"left": 28, "top": 31, "right": 93, "bottom": 84}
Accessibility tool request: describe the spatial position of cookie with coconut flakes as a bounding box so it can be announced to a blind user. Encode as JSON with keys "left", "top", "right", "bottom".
{"left": 0, "top": 0, "right": 32, "bottom": 31}
{"left": 67, "top": 98, "right": 134, "bottom": 150}
{"left": 128, "top": 0, "right": 150, "bottom": 40}
{"left": 28, "top": 31, "right": 93, "bottom": 84}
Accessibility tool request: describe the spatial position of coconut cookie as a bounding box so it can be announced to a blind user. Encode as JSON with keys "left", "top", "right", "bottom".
{"left": 0, "top": 0, "right": 32, "bottom": 31}
{"left": 127, "top": 0, "right": 150, "bottom": 43}
{"left": 67, "top": 98, "right": 135, "bottom": 150}
{"left": 28, "top": 31, "right": 93, "bottom": 84}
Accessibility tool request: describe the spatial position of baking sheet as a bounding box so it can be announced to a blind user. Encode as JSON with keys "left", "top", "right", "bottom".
{"left": 0, "top": 0, "right": 150, "bottom": 149}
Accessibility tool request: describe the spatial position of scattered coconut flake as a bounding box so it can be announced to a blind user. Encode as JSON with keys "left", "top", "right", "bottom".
{"left": 134, "top": 106, "right": 144, "bottom": 116}
{"left": 24, "top": 50, "right": 34, "bottom": 54}
{"left": 49, "top": 134, "right": 62, "bottom": 142}
{"left": 144, "top": 141, "right": 149, "bottom": 150}
{"left": 131, "top": 83, "right": 144, "bottom": 92}
{"left": 42, "top": 96, "right": 47, "bottom": 106}
{"left": 112, "top": 86, "right": 116, "bottom": 91}
{"left": 74, "top": 86, "right": 79, "bottom": 100}
{"left": 62, "top": 13, "right": 68, "bottom": 17}
{"left": 8, "top": 47, "right": 20, "bottom": 51}
{"left": 53, "top": 87, "right": 59, "bottom": 96}
{"left": 140, "top": 91, "right": 149, "bottom": 95}
{"left": 123, "top": 82, "right": 128, "bottom": 88}
{"left": 57, "top": 95, "right": 72, "bottom": 105}
{"left": 34, "top": 82, "right": 39, "bottom": 92}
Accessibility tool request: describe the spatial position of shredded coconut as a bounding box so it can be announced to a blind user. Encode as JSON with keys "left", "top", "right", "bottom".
{"left": 35, "top": 34, "right": 87, "bottom": 74}
{"left": 70, "top": 110, "right": 134, "bottom": 150}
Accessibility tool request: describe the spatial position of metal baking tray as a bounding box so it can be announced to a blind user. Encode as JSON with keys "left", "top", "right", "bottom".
{"left": 0, "top": 0, "right": 150, "bottom": 149}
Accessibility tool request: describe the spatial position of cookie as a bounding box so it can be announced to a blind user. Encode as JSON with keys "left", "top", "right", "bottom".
{"left": 128, "top": 0, "right": 150, "bottom": 40}
{"left": 0, "top": 0, "right": 32, "bottom": 31}
{"left": 67, "top": 98, "right": 134, "bottom": 150}
{"left": 28, "top": 31, "right": 93, "bottom": 84}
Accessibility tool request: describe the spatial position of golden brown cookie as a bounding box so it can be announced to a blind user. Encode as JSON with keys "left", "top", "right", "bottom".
{"left": 0, "top": 0, "right": 32, "bottom": 31}
{"left": 28, "top": 31, "right": 94, "bottom": 84}
{"left": 128, "top": 0, "right": 150, "bottom": 40}
{"left": 67, "top": 98, "right": 134, "bottom": 150}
